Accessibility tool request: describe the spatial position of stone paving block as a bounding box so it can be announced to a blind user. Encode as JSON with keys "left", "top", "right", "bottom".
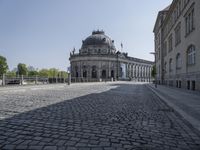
{"left": 28, "top": 145, "right": 44, "bottom": 150}
{"left": 43, "top": 146, "right": 58, "bottom": 150}
{"left": 0, "top": 83, "right": 200, "bottom": 149}
{"left": 2, "top": 145, "right": 16, "bottom": 150}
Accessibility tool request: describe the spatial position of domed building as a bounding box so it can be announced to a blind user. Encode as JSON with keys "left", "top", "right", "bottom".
{"left": 69, "top": 30, "right": 153, "bottom": 82}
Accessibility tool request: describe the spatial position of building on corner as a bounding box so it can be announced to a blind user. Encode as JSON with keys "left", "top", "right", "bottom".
{"left": 153, "top": 0, "right": 200, "bottom": 91}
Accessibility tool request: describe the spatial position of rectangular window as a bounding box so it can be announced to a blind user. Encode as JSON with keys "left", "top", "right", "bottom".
{"left": 168, "top": 34, "right": 173, "bottom": 52}
{"left": 185, "top": 4, "right": 195, "bottom": 36}
{"left": 163, "top": 41, "right": 167, "bottom": 57}
{"left": 175, "top": 22, "right": 181, "bottom": 46}
{"left": 187, "top": 45, "right": 195, "bottom": 65}
{"left": 187, "top": 80, "right": 190, "bottom": 90}
{"left": 192, "top": 81, "right": 195, "bottom": 90}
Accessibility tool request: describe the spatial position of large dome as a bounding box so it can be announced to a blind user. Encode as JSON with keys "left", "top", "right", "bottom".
{"left": 80, "top": 30, "right": 116, "bottom": 54}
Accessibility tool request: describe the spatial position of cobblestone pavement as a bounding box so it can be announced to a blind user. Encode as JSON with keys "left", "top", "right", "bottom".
{"left": 0, "top": 82, "right": 200, "bottom": 149}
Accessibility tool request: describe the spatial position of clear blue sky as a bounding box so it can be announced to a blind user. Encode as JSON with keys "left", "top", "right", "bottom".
{"left": 0, "top": 0, "right": 172, "bottom": 71}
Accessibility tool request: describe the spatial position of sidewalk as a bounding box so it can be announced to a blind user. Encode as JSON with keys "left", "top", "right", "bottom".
{"left": 147, "top": 83, "right": 200, "bottom": 132}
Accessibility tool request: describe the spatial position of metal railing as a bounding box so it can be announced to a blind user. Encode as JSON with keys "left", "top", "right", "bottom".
{"left": 0, "top": 74, "right": 68, "bottom": 86}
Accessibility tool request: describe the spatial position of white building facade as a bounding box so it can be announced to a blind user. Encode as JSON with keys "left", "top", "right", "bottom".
{"left": 69, "top": 30, "right": 153, "bottom": 82}
{"left": 154, "top": 0, "right": 200, "bottom": 91}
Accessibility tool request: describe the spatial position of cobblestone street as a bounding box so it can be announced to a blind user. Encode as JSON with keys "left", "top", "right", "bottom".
{"left": 0, "top": 82, "right": 200, "bottom": 150}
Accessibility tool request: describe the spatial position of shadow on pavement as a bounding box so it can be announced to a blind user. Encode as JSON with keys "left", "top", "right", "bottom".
{"left": 0, "top": 83, "right": 200, "bottom": 149}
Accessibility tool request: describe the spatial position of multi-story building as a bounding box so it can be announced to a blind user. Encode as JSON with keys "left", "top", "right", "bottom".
{"left": 69, "top": 30, "right": 153, "bottom": 82}
{"left": 153, "top": 0, "right": 200, "bottom": 91}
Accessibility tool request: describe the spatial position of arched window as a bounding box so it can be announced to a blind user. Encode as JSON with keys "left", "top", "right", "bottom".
{"left": 92, "top": 66, "right": 97, "bottom": 78}
{"left": 176, "top": 53, "right": 181, "bottom": 69}
{"left": 83, "top": 65, "right": 87, "bottom": 78}
{"left": 187, "top": 45, "right": 195, "bottom": 65}
{"left": 75, "top": 66, "right": 79, "bottom": 77}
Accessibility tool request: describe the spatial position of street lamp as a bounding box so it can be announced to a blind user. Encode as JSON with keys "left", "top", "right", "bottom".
{"left": 150, "top": 52, "right": 157, "bottom": 88}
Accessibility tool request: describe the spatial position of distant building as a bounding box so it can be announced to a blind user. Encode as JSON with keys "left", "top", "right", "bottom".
{"left": 153, "top": 0, "right": 200, "bottom": 90}
{"left": 69, "top": 30, "right": 153, "bottom": 82}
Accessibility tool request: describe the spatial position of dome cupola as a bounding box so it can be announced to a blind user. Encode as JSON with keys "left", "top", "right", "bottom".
{"left": 80, "top": 30, "right": 116, "bottom": 54}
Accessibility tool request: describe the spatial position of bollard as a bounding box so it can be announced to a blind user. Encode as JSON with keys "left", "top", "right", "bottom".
{"left": 35, "top": 75, "right": 38, "bottom": 85}
{"left": 21, "top": 75, "right": 24, "bottom": 85}
{"left": 2, "top": 74, "right": 5, "bottom": 86}
{"left": 111, "top": 77, "right": 113, "bottom": 82}
{"left": 68, "top": 73, "right": 71, "bottom": 85}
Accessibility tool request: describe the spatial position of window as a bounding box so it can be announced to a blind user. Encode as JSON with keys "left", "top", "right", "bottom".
{"left": 175, "top": 23, "right": 181, "bottom": 45}
{"left": 187, "top": 45, "right": 195, "bottom": 65}
{"left": 187, "top": 80, "right": 190, "bottom": 90}
{"left": 163, "top": 41, "right": 167, "bottom": 57}
{"left": 168, "top": 34, "right": 173, "bottom": 52}
{"left": 169, "top": 58, "right": 173, "bottom": 72}
{"left": 176, "top": 53, "right": 181, "bottom": 69}
{"left": 164, "top": 62, "right": 167, "bottom": 73}
{"left": 178, "top": 0, "right": 182, "bottom": 15}
{"left": 83, "top": 65, "right": 87, "bottom": 78}
{"left": 185, "top": 6, "right": 195, "bottom": 36}
{"left": 92, "top": 66, "right": 97, "bottom": 78}
{"left": 184, "top": 0, "right": 189, "bottom": 7}
{"left": 192, "top": 81, "right": 195, "bottom": 90}
{"left": 75, "top": 66, "right": 79, "bottom": 77}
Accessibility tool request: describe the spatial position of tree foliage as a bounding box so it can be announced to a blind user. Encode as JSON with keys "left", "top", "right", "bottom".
{"left": 48, "top": 68, "right": 59, "bottom": 78}
{"left": 38, "top": 69, "right": 49, "bottom": 77}
{"left": 0, "top": 55, "right": 9, "bottom": 75}
{"left": 17, "top": 63, "right": 28, "bottom": 76}
{"left": 6, "top": 71, "right": 16, "bottom": 77}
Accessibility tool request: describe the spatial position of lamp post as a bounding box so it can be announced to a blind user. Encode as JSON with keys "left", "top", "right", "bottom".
{"left": 150, "top": 52, "right": 157, "bottom": 88}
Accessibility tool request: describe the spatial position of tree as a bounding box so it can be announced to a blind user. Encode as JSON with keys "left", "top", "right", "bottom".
{"left": 48, "top": 68, "right": 59, "bottom": 78}
{"left": 0, "top": 55, "right": 9, "bottom": 75}
{"left": 6, "top": 71, "right": 16, "bottom": 77}
{"left": 27, "top": 66, "right": 36, "bottom": 72}
{"left": 38, "top": 69, "right": 49, "bottom": 77}
{"left": 151, "top": 65, "right": 156, "bottom": 78}
{"left": 58, "top": 71, "right": 68, "bottom": 78}
{"left": 17, "top": 63, "right": 28, "bottom": 76}
{"left": 28, "top": 71, "right": 38, "bottom": 77}
{"left": 27, "top": 66, "right": 38, "bottom": 77}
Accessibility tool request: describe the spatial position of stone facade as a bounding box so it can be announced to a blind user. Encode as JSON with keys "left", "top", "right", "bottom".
{"left": 153, "top": 0, "right": 200, "bottom": 91}
{"left": 69, "top": 31, "right": 153, "bottom": 82}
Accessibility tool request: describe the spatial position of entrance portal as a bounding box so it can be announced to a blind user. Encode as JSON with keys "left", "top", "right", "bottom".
{"left": 102, "top": 70, "right": 106, "bottom": 78}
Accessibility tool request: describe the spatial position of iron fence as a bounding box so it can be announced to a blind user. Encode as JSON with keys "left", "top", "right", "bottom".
{"left": 0, "top": 74, "right": 68, "bottom": 86}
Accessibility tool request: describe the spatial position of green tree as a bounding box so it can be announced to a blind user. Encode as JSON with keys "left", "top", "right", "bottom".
{"left": 58, "top": 71, "right": 68, "bottom": 78}
{"left": 48, "top": 68, "right": 59, "bottom": 78}
{"left": 27, "top": 66, "right": 38, "bottom": 77}
{"left": 28, "top": 71, "right": 38, "bottom": 77}
{"left": 6, "top": 71, "right": 16, "bottom": 77}
{"left": 0, "top": 55, "right": 9, "bottom": 75}
{"left": 17, "top": 63, "right": 28, "bottom": 76}
{"left": 38, "top": 69, "right": 49, "bottom": 77}
{"left": 151, "top": 65, "right": 156, "bottom": 78}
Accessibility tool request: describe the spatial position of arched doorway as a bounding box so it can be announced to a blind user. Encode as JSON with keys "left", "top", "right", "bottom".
{"left": 102, "top": 70, "right": 106, "bottom": 78}
{"left": 75, "top": 66, "right": 78, "bottom": 77}
{"left": 92, "top": 66, "right": 97, "bottom": 78}
{"left": 111, "top": 70, "right": 114, "bottom": 78}
{"left": 83, "top": 70, "right": 87, "bottom": 78}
